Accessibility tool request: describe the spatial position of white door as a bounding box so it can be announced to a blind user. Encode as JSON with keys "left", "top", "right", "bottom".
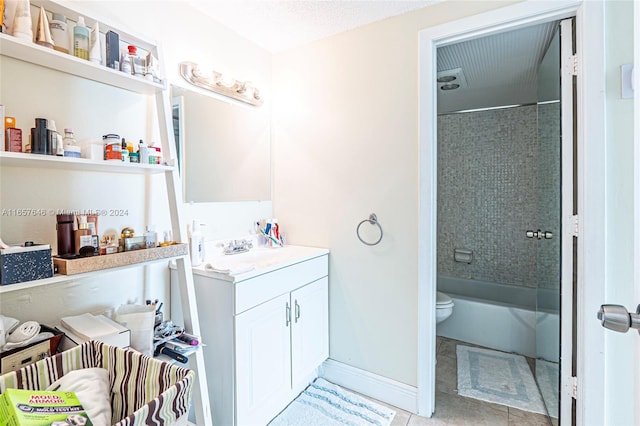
{"left": 235, "top": 293, "right": 292, "bottom": 426}
{"left": 291, "top": 277, "right": 329, "bottom": 388}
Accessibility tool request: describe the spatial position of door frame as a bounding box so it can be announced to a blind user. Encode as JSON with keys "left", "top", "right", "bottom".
{"left": 634, "top": 1, "right": 640, "bottom": 424}
{"left": 417, "top": 1, "right": 606, "bottom": 423}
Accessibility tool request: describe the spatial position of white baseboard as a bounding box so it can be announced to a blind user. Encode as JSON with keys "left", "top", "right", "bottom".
{"left": 319, "top": 359, "right": 418, "bottom": 414}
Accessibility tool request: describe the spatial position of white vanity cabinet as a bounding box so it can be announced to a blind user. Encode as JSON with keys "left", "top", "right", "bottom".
{"left": 172, "top": 246, "right": 329, "bottom": 426}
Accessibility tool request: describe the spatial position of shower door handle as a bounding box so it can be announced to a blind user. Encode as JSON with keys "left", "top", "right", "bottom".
{"left": 597, "top": 304, "right": 640, "bottom": 335}
{"left": 526, "top": 229, "right": 553, "bottom": 239}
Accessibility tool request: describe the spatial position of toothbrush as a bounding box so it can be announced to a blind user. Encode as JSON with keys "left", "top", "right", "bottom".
{"left": 258, "top": 227, "right": 281, "bottom": 245}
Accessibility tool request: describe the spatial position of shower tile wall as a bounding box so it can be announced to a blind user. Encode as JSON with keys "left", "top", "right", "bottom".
{"left": 437, "top": 105, "right": 541, "bottom": 288}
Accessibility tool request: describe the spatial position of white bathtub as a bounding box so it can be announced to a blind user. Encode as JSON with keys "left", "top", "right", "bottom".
{"left": 436, "top": 276, "right": 559, "bottom": 360}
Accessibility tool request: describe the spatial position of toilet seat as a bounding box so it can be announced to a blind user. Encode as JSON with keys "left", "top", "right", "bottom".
{"left": 436, "top": 291, "right": 454, "bottom": 308}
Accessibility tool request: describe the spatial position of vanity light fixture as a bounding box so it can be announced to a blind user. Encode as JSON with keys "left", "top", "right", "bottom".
{"left": 178, "top": 61, "right": 263, "bottom": 107}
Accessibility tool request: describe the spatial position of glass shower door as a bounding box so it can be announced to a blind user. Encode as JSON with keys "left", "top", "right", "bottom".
{"left": 534, "top": 25, "right": 561, "bottom": 422}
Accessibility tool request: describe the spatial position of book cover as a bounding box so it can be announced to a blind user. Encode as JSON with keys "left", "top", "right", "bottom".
{"left": 0, "top": 389, "right": 93, "bottom": 426}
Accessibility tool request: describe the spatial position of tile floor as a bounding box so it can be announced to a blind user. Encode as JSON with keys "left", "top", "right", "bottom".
{"left": 361, "top": 337, "right": 557, "bottom": 426}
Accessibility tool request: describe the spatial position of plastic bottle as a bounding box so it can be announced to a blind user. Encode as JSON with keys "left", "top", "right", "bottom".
{"left": 62, "top": 128, "right": 81, "bottom": 158}
{"left": 138, "top": 139, "right": 149, "bottom": 164}
{"left": 49, "top": 13, "right": 70, "bottom": 54}
{"left": 189, "top": 220, "right": 204, "bottom": 267}
{"left": 48, "top": 120, "right": 64, "bottom": 156}
{"left": 73, "top": 16, "right": 89, "bottom": 60}
{"left": 127, "top": 45, "right": 145, "bottom": 77}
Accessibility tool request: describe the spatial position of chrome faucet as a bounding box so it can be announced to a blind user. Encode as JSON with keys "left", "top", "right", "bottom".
{"left": 223, "top": 239, "right": 253, "bottom": 255}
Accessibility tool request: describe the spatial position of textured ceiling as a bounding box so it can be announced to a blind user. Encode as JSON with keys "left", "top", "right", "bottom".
{"left": 187, "top": 0, "right": 435, "bottom": 53}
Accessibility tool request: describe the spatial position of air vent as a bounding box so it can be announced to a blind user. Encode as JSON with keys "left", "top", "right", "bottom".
{"left": 437, "top": 68, "right": 468, "bottom": 91}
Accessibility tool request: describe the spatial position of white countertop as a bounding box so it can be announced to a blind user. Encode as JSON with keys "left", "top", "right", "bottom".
{"left": 174, "top": 245, "right": 329, "bottom": 283}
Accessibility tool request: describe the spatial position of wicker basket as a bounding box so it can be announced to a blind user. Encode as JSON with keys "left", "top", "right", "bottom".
{"left": 0, "top": 340, "right": 194, "bottom": 425}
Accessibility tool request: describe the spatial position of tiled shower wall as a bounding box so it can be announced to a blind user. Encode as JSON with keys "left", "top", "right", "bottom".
{"left": 437, "top": 104, "right": 560, "bottom": 289}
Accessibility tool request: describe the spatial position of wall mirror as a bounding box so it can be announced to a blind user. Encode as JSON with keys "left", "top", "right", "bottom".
{"left": 171, "top": 85, "right": 271, "bottom": 202}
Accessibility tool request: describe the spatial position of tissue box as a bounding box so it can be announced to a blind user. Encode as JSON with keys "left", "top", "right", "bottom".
{"left": 0, "top": 325, "right": 64, "bottom": 374}
{"left": 0, "top": 388, "right": 92, "bottom": 426}
{"left": 0, "top": 244, "right": 53, "bottom": 285}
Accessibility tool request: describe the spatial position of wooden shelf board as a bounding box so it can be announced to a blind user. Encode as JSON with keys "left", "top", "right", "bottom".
{"left": 0, "top": 245, "right": 188, "bottom": 293}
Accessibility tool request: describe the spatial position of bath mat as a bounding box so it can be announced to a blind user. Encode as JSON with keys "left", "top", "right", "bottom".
{"left": 268, "top": 378, "right": 396, "bottom": 426}
{"left": 535, "top": 359, "right": 559, "bottom": 418}
{"left": 456, "top": 345, "right": 546, "bottom": 415}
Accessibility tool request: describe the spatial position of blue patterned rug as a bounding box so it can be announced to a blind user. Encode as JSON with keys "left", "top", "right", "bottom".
{"left": 269, "top": 378, "right": 396, "bottom": 426}
{"left": 457, "top": 345, "right": 547, "bottom": 415}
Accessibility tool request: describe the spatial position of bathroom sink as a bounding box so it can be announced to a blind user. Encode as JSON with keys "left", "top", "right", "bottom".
{"left": 197, "top": 245, "right": 327, "bottom": 279}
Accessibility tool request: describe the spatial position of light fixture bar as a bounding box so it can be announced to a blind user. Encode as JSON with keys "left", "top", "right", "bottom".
{"left": 179, "top": 61, "right": 263, "bottom": 107}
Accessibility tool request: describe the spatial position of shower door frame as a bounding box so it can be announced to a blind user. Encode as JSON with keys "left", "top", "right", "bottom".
{"left": 417, "top": 1, "right": 606, "bottom": 424}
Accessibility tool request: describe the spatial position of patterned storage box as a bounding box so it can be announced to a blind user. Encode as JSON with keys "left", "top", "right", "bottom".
{"left": 0, "top": 244, "right": 53, "bottom": 285}
{"left": 0, "top": 340, "right": 194, "bottom": 425}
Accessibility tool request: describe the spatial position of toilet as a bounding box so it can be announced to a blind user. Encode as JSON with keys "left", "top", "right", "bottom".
{"left": 436, "top": 291, "right": 454, "bottom": 324}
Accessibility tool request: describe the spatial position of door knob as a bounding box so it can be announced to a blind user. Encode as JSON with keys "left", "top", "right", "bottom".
{"left": 597, "top": 304, "right": 640, "bottom": 334}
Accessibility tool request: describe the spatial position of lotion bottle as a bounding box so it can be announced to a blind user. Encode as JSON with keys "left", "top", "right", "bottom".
{"left": 189, "top": 220, "right": 204, "bottom": 267}
{"left": 73, "top": 16, "right": 89, "bottom": 60}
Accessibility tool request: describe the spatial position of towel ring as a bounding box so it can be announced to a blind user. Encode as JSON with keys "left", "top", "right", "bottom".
{"left": 356, "top": 213, "right": 383, "bottom": 246}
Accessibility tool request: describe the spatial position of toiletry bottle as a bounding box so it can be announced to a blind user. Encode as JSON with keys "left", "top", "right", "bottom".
{"left": 74, "top": 215, "right": 92, "bottom": 255}
{"left": 89, "top": 21, "right": 101, "bottom": 64}
{"left": 144, "top": 225, "right": 158, "bottom": 249}
{"left": 138, "top": 139, "right": 149, "bottom": 164}
{"left": 35, "top": 5, "right": 54, "bottom": 49}
{"left": 127, "top": 45, "right": 145, "bottom": 77}
{"left": 48, "top": 120, "right": 64, "bottom": 156}
{"left": 31, "top": 117, "right": 50, "bottom": 155}
{"left": 56, "top": 214, "right": 75, "bottom": 256}
{"left": 49, "top": 13, "right": 70, "bottom": 54}
{"left": 73, "top": 16, "right": 89, "bottom": 60}
{"left": 11, "top": 0, "right": 32, "bottom": 40}
{"left": 189, "top": 220, "right": 204, "bottom": 267}
{"left": 62, "top": 128, "right": 81, "bottom": 158}
{"left": 121, "top": 138, "right": 129, "bottom": 162}
{"left": 120, "top": 49, "right": 132, "bottom": 75}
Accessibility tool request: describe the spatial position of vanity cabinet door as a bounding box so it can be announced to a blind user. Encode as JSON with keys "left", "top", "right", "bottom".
{"left": 235, "top": 293, "right": 292, "bottom": 426}
{"left": 291, "top": 277, "right": 329, "bottom": 387}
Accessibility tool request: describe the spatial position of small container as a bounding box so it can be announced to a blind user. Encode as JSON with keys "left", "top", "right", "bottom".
{"left": 103, "top": 133, "right": 122, "bottom": 161}
{"left": 130, "top": 152, "right": 139, "bottom": 163}
{"left": 56, "top": 214, "right": 75, "bottom": 256}
{"left": 63, "top": 128, "right": 81, "bottom": 158}
{"left": 128, "top": 45, "right": 145, "bottom": 77}
{"left": 6, "top": 128, "right": 22, "bottom": 152}
{"left": 121, "top": 138, "right": 129, "bottom": 162}
{"left": 138, "top": 139, "right": 149, "bottom": 164}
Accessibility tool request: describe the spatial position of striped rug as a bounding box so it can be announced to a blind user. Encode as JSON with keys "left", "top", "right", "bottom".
{"left": 269, "top": 378, "right": 396, "bottom": 426}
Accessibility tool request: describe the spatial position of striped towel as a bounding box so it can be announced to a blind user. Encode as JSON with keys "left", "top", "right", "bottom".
{"left": 269, "top": 378, "right": 396, "bottom": 426}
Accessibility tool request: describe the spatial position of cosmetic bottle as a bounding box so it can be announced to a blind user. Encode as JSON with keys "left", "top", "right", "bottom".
{"left": 35, "top": 5, "right": 54, "bottom": 49}
{"left": 189, "top": 220, "right": 204, "bottom": 267}
{"left": 56, "top": 214, "right": 75, "bottom": 256}
{"left": 31, "top": 118, "right": 52, "bottom": 155}
{"left": 89, "top": 21, "right": 101, "bottom": 64}
{"left": 121, "top": 138, "right": 129, "bottom": 162}
{"left": 63, "top": 128, "right": 81, "bottom": 158}
{"left": 120, "top": 49, "right": 132, "bottom": 75}
{"left": 144, "top": 225, "right": 158, "bottom": 249}
{"left": 73, "top": 16, "right": 89, "bottom": 60}
{"left": 138, "top": 139, "right": 149, "bottom": 164}
{"left": 48, "top": 120, "right": 64, "bottom": 156}
{"left": 74, "top": 215, "right": 92, "bottom": 255}
{"left": 127, "top": 45, "right": 145, "bottom": 77}
{"left": 49, "top": 13, "right": 70, "bottom": 54}
{"left": 11, "top": 0, "right": 32, "bottom": 41}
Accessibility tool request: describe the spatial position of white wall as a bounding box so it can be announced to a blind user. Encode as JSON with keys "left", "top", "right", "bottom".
{"left": 272, "top": 1, "right": 519, "bottom": 387}
{"left": 603, "top": 0, "right": 635, "bottom": 423}
{"left": 0, "top": 2, "right": 272, "bottom": 324}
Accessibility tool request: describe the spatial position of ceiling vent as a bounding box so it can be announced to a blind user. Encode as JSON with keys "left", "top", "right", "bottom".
{"left": 437, "top": 68, "right": 468, "bottom": 91}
